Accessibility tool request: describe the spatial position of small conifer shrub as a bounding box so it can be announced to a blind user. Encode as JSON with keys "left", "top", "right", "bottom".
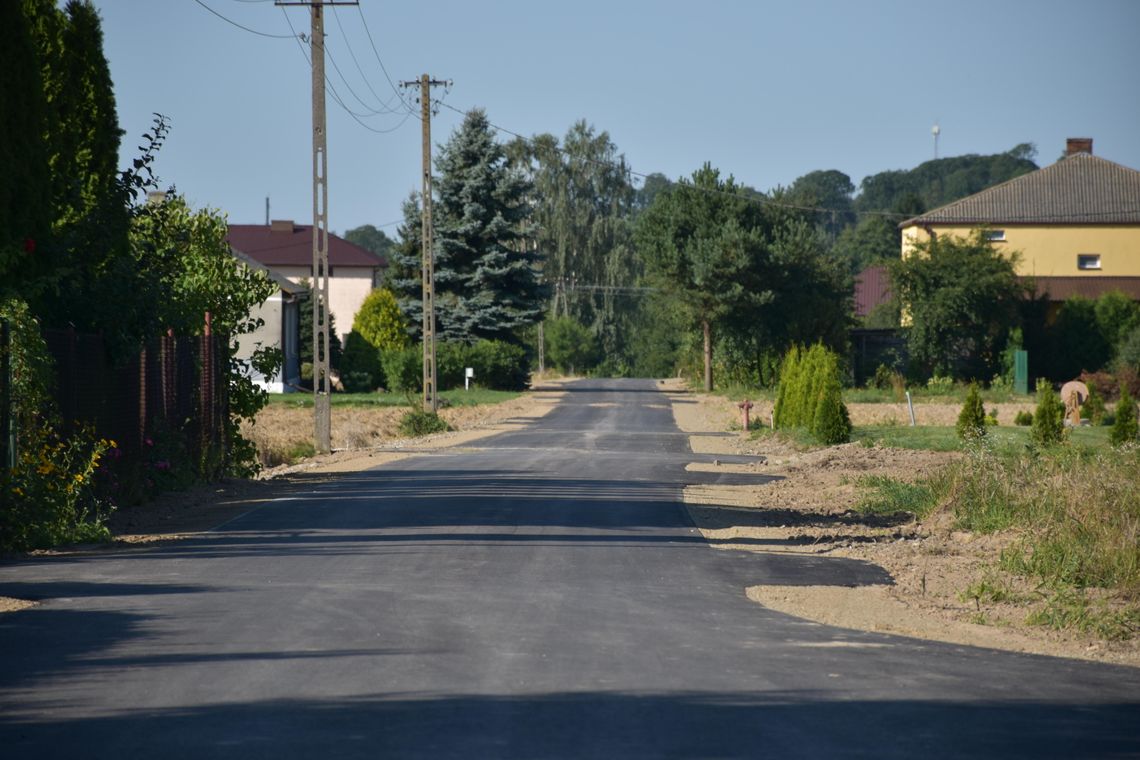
{"left": 1031, "top": 380, "right": 1065, "bottom": 446}
{"left": 1109, "top": 388, "right": 1139, "bottom": 447}
{"left": 956, "top": 383, "right": 987, "bottom": 440}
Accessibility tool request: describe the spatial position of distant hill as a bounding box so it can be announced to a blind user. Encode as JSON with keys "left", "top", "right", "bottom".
{"left": 854, "top": 143, "right": 1039, "bottom": 215}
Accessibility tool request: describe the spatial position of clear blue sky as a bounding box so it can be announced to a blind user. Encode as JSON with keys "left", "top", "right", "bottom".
{"left": 94, "top": 0, "right": 1140, "bottom": 235}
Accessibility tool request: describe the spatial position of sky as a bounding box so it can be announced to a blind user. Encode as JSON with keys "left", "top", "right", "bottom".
{"left": 92, "top": 0, "right": 1140, "bottom": 236}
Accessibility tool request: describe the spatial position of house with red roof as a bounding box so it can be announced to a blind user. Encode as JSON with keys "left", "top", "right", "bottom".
{"left": 227, "top": 219, "right": 388, "bottom": 345}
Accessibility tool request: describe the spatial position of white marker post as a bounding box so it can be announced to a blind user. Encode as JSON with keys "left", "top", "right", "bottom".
{"left": 465, "top": 367, "right": 474, "bottom": 391}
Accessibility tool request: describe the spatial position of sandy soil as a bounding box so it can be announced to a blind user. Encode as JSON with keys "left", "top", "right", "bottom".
{"left": 667, "top": 384, "right": 1139, "bottom": 667}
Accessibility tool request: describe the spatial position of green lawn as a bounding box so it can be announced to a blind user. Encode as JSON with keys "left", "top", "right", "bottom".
{"left": 266, "top": 388, "right": 521, "bottom": 408}
{"left": 853, "top": 423, "right": 1112, "bottom": 452}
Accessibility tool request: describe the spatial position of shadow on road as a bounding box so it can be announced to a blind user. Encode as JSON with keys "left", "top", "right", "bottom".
{"left": 2, "top": 688, "right": 1137, "bottom": 759}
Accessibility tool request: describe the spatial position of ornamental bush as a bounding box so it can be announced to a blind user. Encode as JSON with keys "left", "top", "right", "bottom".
{"left": 774, "top": 343, "right": 851, "bottom": 445}
{"left": 1031, "top": 380, "right": 1065, "bottom": 447}
{"left": 1109, "top": 388, "right": 1138, "bottom": 447}
{"left": 0, "top": 297, "right": 112, "bottom": 550}
{"left": 957, "top": 383, "right": 987, "bottom": 440}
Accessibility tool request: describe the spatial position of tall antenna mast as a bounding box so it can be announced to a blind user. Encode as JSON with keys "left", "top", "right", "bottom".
{"left": 932, "top": 122, "right": 941, "bottom": 160}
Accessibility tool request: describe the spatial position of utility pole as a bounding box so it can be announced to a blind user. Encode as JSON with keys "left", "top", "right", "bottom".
{"left": 400, "top": 74, "right": 450, "bottom": 413}
{"left": 276, "top": 0, "right": 357, "bottom": 453}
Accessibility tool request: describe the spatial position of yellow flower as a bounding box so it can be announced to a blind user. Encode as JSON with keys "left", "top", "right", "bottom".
{"left": 74, "top": 473, "right": 85, "bottom": 483}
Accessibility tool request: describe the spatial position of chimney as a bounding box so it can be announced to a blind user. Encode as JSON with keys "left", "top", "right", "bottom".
{"left": 270, "top": 219, "right": 296, "bottom": 234}
{"left": 1066, "top": 137, "right": 1093, "bottom": 157}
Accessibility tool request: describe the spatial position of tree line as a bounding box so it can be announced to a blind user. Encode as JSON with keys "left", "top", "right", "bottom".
{"left": 2, "top": 2, "right": 278, "bottom": 548}
{"left": 344, "top": 110, "right": 1043, "bottom": 391}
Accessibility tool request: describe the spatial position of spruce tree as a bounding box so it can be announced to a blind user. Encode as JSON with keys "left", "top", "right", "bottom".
{"left": 390, "top": 192, "right": 424, "bottom": 338}
{"left": 432, "top": 109, "right": 545, "bottom": 344}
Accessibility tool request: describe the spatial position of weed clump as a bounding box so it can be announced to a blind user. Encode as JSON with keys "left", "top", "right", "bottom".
{"left": 398, "top": 409, "right": 450, "bottom": 437}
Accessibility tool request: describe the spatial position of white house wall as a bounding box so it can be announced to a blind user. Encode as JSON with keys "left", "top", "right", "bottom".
{"left": 235, "top": 292, "right": 287, "bottom": 393}
{"left": 273, "top": 265, "right": 376, "bottom": 344}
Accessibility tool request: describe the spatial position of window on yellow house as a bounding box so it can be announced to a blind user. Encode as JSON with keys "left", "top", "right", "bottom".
{"left": 984, "top": 230, "right": 1006, "bottom": 242}
{"left": 1077, "top": 254, "right": 1102, "bottom": 270}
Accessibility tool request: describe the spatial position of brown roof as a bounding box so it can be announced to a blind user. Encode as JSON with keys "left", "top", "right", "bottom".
{"left": 1027, "top": 276, "right": 1140, "bottom": 302}
{"left": 854, "top": 265, "right": 892, "bottom": 317}
{"left": 227, "top": 221, "right": 387, "bottom": 269}
{"left": 901, "top": 153, "right": 1140, "bottom": 226}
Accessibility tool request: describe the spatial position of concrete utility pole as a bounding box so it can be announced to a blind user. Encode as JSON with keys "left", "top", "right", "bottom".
{"left": 400, "top": 74, "right": 450, "bottom": 413}
{"left": 276, "top": 0, "right": 358, "bottom": 453}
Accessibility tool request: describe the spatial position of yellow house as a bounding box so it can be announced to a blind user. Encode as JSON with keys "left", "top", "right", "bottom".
{"left": 900, "top": 138, "right": 1140, "bottom": 309}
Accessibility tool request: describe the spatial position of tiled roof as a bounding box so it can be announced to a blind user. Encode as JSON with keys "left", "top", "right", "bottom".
{"left": 854, "top": 265, "right": 891, "bottom": 317}
{"left": 1027, "top": 276, "right": 1140, "bottom": 302}
{"left": 902, "top": 153, "right": 1140, "bottom": 226}
{"left": 227, "top": 222, "right": 387, "bottom": 269}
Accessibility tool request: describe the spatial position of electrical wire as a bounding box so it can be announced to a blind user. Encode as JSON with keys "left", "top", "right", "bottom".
{"left": 330, "top": 5, "right": 409, "bottom": 116}
{"left": 193, "top": 0, "right": 297, "bottom": 39}
{"left": 279, "top": 8, "right": 413, "bottom": 135}
{"left": 354, "top": 4, "right": 416, "bottom": 114}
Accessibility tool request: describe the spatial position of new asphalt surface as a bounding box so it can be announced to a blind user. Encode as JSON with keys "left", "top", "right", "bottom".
{"left": 1, "top": 378, "right": 1138, "bottom": 758}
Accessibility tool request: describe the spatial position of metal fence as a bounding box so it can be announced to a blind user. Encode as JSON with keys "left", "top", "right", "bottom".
{"left": 22, "top": 326, "right": 229, "bottom": 482}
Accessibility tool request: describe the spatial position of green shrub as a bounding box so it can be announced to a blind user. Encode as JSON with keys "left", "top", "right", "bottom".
{"left": 1083, "top": 385, "right": 1107, "bottom": 426}
{"left": 436, "top": 341, "right": 469, "bottom": 390}
{"left": 352, "top": 288, "right": 409, "bottom": 351}
{"left": 340, "top": 330, "right": 382, "bottom": 390}
{"left": 956, "top": 383, "right": 987, "bottom": 440}
{"left": 1014, "top": 410, "right": 1033, "bottom": 426}
{"left": 774, "top": 343, "right": 850, "bottom": 444}
{"left": 380, "top": 347, "right": 422, "bottom": 397}
{"left": 1109, "top": 388, "right": 1139, "bottom": 446}
{"left": 545, "top": 316, "right": 598, "bottom": 375}
{"left": 926, "top": 375, "right": 955, "bottom": 394}
{"left": 397, "top": 409, "right": 450, "bottom": 437}
{"left": 469, "top": 340, "right": 529, "bottom": 391}
{"left": 1031, "top": 380, "right": 1065, "bottom": 446}
{"left": 813, "top": 384, "right": 852, "bottom": 445}
{"left": 0, "top": 298, "right": 112, "bottom": 550}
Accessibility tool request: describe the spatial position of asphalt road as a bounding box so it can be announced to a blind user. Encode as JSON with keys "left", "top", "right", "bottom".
{"left": 1, "top": 378, "right": 1138, "bottom": 758}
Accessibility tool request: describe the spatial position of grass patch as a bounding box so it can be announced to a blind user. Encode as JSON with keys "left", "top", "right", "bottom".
{"left": 842, "top": 386, "right": 1031, "bottom": 405}
{"left": 267, "top": 389, "right": 520, "bottom": 409}
{"left": 1025, "top": 588, "right": 1140, "bottom": 641}
{"left": 856, "top": 475, "right": 940, "bottom": 519}
{"left": 853, "top": 424, "right": 1110, "bottom": 453}
{"left": 258, "top": 440, "right": 316, "bottom": 468}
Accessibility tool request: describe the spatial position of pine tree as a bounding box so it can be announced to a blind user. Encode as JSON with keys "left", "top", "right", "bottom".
{"left": 432, "top": 109, "right": 545, "bottom": 344}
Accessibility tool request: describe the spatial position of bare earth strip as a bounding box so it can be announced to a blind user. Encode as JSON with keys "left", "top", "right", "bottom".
{"left": 664, "top": 380, "right": 1139, "bottom": 667}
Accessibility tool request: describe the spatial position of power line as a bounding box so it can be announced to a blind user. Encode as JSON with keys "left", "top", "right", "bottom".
{"left": 330, "top": 5, "right": 409, "bottom": 115}
{"left": 354, "top": 4, "right": 416, "bottom": 114}
{"left": 193, "top": 0, "right": 296, "bottom": 38}
{"left": 280, "top": 8, "right": 413, "bottom": 135}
